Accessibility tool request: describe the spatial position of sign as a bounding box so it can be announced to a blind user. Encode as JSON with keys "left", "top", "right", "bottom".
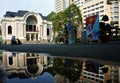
{"left": 86, "top": 14, "right": 99, "bottom": 41}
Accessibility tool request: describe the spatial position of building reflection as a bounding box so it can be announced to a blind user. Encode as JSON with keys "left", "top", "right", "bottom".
{"left": 53, "top": 59, "right": 120, "bottom": 83}
{"left": 1, "top": 51, "right": 53, "bottom": 80}
{"left": 0, "top": 50, "right": 119, "bottom": 83}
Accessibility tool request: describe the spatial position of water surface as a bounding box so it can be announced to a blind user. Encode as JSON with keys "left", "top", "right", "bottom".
{"left": 0, "top": 50, "right": 119, "bottom": 83}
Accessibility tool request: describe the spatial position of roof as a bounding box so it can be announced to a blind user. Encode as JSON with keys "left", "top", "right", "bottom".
{"left": 4, "top": 10, "right": 28, "bottom": 17}
{"left": 38, "top": 13, "right": 47, "bottom": 20}
{"left": 4, "top": 10, "right": 47, "bottom": 20}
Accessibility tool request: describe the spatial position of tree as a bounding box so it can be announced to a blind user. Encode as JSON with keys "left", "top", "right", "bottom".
{"left": 64, "top": 3, "right": 83, "bottom": 40}
{"left": 46, "top": 11, "right": 55, "bottom": 21}
{"left": 47, "top": 3, "right": 83, "bottom": 33}
{"left": 47, "top": 4, "right": 83, "bottom": 43}
{"left": 65, "top": 4, "right": 83, "bottom": 29}
{"left": 53, "top": 58, "right": 83, "bottom": 82}
{"left": 102, "top": 15, "right": 109, "bottom": 22}
{"left": 99, "top": 15, "right": 112, "bottom": 43}
{"left": 52, "top": 11, "right": 66, "bottom": 33}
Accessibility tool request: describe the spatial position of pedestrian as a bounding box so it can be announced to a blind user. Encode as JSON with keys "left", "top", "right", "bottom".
{"left": 16, "top": 38, "right": 22, "bottom": 45}
{"left": 11, "top": 36, "right": 17, "bottom": 45}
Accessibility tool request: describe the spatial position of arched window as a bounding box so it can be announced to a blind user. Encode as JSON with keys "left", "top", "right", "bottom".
{"left": 9, "top": 56, "right": 13, "bottom": 65}
{"left": 8, "top": 26, "right": 12, "bottom": 34}
{"left": 47, "top": 28, "right": 49, "bottom": 36}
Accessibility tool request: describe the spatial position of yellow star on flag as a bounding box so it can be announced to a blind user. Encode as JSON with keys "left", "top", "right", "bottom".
{"left": 89, "top": 17, "right": 93, "bottom": 23}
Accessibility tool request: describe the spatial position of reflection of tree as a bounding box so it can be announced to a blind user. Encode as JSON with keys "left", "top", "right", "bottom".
{"left": 44, "top": 67, "right": 56, "bottom": 76}
{"left": 53, "top": 58, "right": 83, "bottom": 82}
{"left": 0, "top": 70, "right": 7, "bottom": 83}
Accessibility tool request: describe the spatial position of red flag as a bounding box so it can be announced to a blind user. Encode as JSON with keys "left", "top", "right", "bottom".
{"left": 86, "top": 15, "right": 99, "bottom": 41}
{"left": 86, "top": 15, "right": 97, "bottom": 30}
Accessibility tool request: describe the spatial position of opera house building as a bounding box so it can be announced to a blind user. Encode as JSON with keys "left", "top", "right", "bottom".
{"left": 1, "top": 10, "right": 53, "bottom": 44}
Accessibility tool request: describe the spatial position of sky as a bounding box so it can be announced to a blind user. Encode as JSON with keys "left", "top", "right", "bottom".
{"left": 0, "top": 0, "right": 54, "bottom": 21}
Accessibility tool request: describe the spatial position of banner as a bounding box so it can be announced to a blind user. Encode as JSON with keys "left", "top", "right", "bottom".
{"left": 86, "top": 15, "right": 99, "bottom": 41}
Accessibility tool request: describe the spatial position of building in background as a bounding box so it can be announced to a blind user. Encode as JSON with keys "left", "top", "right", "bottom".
{"left": 1, "top": 10, "right": 53, "bottom": 44}
{"left": 54, "top": 0, "right": 70, "bottom": 13}
{"left": 110, "top": 1, "right": 120, "bottom": 28}
{"left": 54, "top": 0, "right": 83, "bottom": 13}
{"left": 80, "top": 0, "right": 111, "bottom": 27}
{"left": 54, "top": 0, "right": 120, "bottom": 29}
{"left": 71, "top": 0, "right": 85, "bottom": 7}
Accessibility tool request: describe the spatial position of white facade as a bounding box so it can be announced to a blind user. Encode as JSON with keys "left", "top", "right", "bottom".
{"left": 80, "top": 0, "right": 120, "bottom": 29}
{"left": 1, "top": 10, "right": 53, "bottom": 43}
{"left": 110, "top": 1, "right": 120, "bottom": 28}
{"left": 71, "top": 0, "right": 85, "bottom": 7}
{"left": 80, "top": 0, "right": 111, "bottom": 27}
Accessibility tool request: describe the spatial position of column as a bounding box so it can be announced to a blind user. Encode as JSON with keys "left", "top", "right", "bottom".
{"left": 23, "top": 24, "right": 26, "bottom": 38}
{"left": 34, "top": 34, "right": 36, "bottom": 41}
{"left": 29, "top": 34, "right": 31, "bottom": 41}
{"left": 15, "top": 23, "right": 18, "bottom": 37}
{"left": 32, "top": 25, "right": 34, "bottom": 31}
{"left": 40, "top": 25, "right": 42, "bottom": 38}
{"left": 2, "top": 23, "right": 6, "bottom": 40}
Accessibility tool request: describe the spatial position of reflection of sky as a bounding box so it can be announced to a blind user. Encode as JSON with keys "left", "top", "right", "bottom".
{"left": 6, "top": 72, "right": 55, "bottom": 83}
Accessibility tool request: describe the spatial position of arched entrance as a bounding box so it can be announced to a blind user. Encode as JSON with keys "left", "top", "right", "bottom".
{"left": 26, "top": 15, "right": 38, "bottom": 41}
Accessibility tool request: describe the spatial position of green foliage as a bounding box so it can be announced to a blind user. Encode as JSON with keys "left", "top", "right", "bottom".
{"left": 52, "top": 11, "right": 66, "bottom": 32}
{"left": 53, "top": 58, "right": 83, "bottom": 82}
{"left": 0, "top": 36, "right": 2, "bottom": 44}
{"left": 46, "top": 11, "right": 55, "bottom": 21}
{"left": 66, "top": 4, "right": 82, "bottom": 20}
{"left": 46, "top": 3, "right": 83, "bottom": 34}
{"left": 65, "top": 4, "right": 82, "bottom": 29}
{"left": 102, "top": 15, "right": 109, "bottom": 22}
